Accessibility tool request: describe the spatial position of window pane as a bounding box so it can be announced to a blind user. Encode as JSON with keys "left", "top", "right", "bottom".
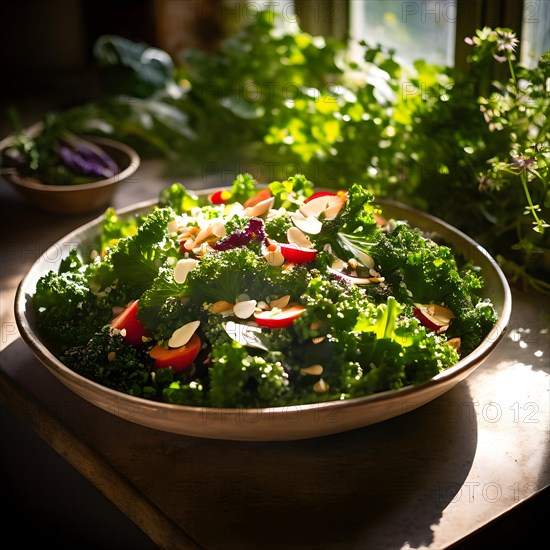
{"left": 350, "top": 0, "right": 457, "bottom": 66}
{"left": 521, "top": 0, "right": 550, "bottom": 67}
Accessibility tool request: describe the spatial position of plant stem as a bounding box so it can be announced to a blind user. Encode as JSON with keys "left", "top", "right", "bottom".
{"left": 507, "top": 52, "right": 517, "bottom": 85}
{"left": 520, "top": 171, "right": 542, "bottom": 227}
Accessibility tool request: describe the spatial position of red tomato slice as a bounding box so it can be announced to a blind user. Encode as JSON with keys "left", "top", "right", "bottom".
{"left": 243, "top": 188, "right": 271, "bottom": 208}
{"left": 148, "top": 333, "right": 201, "bottom": 372}
{"left": 279, "top": 244, "right": 318, "bottom": 264}
{"left": 111, "top": 299, "right": 149, "bottom": 347}
{"left": 304, "top": 191, "right": 337, "bottom": 203}
{"left": 209, "top": 189, "right": 232, "bottom": 204}
{"left": 254, "top": 304, "right": 306, "bottom": 328}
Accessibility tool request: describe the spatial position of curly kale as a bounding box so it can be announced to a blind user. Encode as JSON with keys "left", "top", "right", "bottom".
{"left": 369, "top": 223, "right": 497, "bottom": 355}
{"left": 311, "top": 183, "right": 381, "bottom": 261}
{"left": 162, "top": 380, "right": 206, "bottom": 406}
{"left": 269, "top": 174, "right": 314, "bottom": 209}
{"left": 264, "top": 211, "right": 293, "bottom": 242}
{"left": 293, "top": 274, "right": 373, "bottom": 339}
{"left": 224, "top": 213, "right": 250, "bottom": 234}
{"left": 184, "top": 247, "right": 270, "bottom": 304}
{"left": 137, "top": 265, "right": 189, "bottom": 333}
{"left": 94, "top": 206, "right": 180, "bottom": 292}
{"left": 61, "top": 326, "right": 158, "bottom": 398}
{"left": 33, "top": 269, "right": 111, "bottom": 353}
{"left": 208, "top": 340, "right": 289, "bottom": 408}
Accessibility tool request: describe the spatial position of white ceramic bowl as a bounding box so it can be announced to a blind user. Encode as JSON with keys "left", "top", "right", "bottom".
{"left": 14, "top": 192, "right": 512, "bottom": 440}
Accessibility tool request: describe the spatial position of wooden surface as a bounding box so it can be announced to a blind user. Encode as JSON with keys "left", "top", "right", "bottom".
{"left": 1, "top": 163, "right": 549, "bottom": 549}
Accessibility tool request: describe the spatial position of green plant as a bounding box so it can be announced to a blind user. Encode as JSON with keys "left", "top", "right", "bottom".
{"left": 6, "top": 11, "right": 548, "bottom": 292}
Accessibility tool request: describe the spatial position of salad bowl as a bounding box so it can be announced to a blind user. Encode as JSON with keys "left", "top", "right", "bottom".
{"left": 14, "top": 190, "right": 512, "bottom": 441}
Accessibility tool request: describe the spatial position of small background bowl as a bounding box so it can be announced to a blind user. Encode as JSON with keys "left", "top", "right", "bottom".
{"left": 1, "top": 131, "right": 140, "bottom": 215}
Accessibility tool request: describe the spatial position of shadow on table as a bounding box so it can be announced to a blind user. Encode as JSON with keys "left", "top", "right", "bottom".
{"left": 0, "top": 337, "right": 478, "bottom": 550}
{"left": 139, "top": 384, "right": 479, "bottom": 550}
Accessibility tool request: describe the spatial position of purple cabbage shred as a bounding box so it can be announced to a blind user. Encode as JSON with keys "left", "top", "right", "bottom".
{"left": 213, "top": 218, "right": 266, "bottom": 251}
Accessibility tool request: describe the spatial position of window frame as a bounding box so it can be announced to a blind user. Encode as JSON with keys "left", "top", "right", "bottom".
{"left": 293, "top": 0, "right": 529, "bottom": 73}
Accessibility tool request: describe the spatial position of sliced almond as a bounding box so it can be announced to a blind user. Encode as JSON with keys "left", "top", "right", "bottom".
{"left": 233, "top": 299, "right": 258, "bottom": 319}
{"left": 269, "top": 295, "right": 291, "bottom": 310}
{"left": 313, "top": 378, "right": 330, "bottom": 393}
{"left": 331, "top": 257, "right": 346, "bottom": 271}
{"left": 167, "top": 220, "right": 179, "bottom": 234}
{"left": 177, "top": 226, "right": 200, "bottom": 241}
{"left": 168, "top": 320, "right": 200, "bottom": 348}
{"left": 211, "top": 300, "right": 235, "bottom": 314}
{"left": 311, "top": 336, "right": 326, "bottom": 344}
{"left": 211, "top": 220, "right": 226, "bottom": 238}
{"left": 263, "top": 245, "right": 285, "bottom": 267}
{"left": 245, "top": 197, "right": 275, "bottom": 218}
{"left": 183, "top": 238, "right": 195, "bottom": 251}
{"left": 174, "top": 258, "right": 199, "bottom": 284}
{"left": 300, "top": 195, "right": 344, "bottom": 219}
{"left": 301, "top": 364, "right": 324, "bottom": 376}
{"left": 290, "top": 212, "right": 323, "bottom": 235}
{"left": 286, "top": 226, "right": 314, "bottom": 249}
{"left": 447, "top": 337, "right": 461, "bottom": 352}
{"left": 193, "top": 226, "right": 214, "bottom": 247}
{"left": 356, "top": 250, "right": 375, "bottom": 269}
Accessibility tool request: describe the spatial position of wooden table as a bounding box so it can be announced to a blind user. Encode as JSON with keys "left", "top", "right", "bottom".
{"left": 1, "top": 162, "right": 548, "bottom": 549}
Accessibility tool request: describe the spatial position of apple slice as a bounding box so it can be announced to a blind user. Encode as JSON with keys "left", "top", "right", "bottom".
{"left": 279, "top": 244, "right": 318, "bottom": 264}
{"left": 413, "top": 304, "right": 455, "bottom": 333}
{"left": 254, "top": 304, "right": 306, "bottom": 328}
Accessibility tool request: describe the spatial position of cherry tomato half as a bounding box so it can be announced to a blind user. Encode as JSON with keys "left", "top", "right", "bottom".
{"left": 254, "top": 304, "right": 306, "bottom": 328}
{"left": 209, "top": 189, "right": 232, "bottom": 204}
{"left": 279, "top": 244, "right": 318, "bottom": 264}
{"left": 111, "top": 299, "right": 149, "bottom": 347}
{"left": 148, "top": 333, "right": 202, "bottom": 372}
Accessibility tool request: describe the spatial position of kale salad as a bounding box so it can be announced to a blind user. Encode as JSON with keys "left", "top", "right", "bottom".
{"left": 32, "top": 174, "right": 497, "bottom": 408}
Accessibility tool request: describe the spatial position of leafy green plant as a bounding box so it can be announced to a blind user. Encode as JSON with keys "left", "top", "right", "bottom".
{"left": 5, "top": 11, "right": 548, "bottom": 292}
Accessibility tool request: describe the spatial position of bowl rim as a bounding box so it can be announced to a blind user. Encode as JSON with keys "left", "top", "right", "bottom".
{"left": 14, "top": 191, "right": 513, "bottom": 419}
{"left": 1, "top": 123, "right": 140, "bottom": 191}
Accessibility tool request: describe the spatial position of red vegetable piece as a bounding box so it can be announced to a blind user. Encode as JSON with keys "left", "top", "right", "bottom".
{"left": 148, "top": 333, "right": 201, "bottom": 372}
{"left": 413, "top": 304, "right": 454, "bottom": 333}
{"left": 279, "top": 244, "right": 318, "bottom": 264}
{"left": 111, "top": 299, "right": 149, "bottom": 347}
{"left": 254, "top": 304, "right": 306, "bottom": 328}
{"left": 209, "top": 189, "right": 232, "bottom": 204}
{"left": 243, "top": 188, "right": 271, "bottom": 208}
{"left": 304, "top": 191, "right": 336, "bottom": 203}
